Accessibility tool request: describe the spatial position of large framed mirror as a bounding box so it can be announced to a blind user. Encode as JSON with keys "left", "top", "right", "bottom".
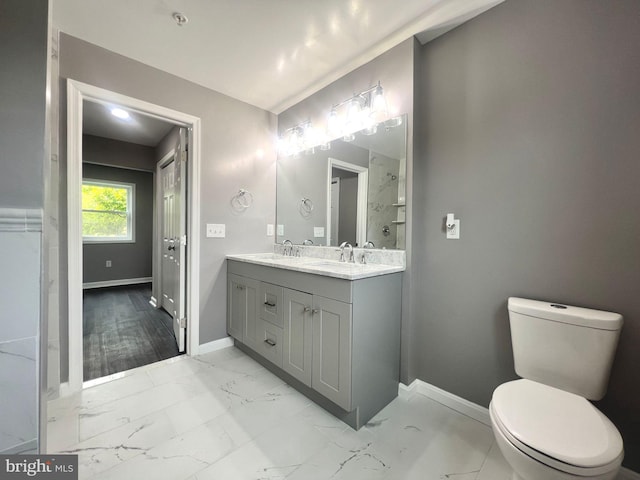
{"left": 276, "top": 114, "right": 407, "bottom": 249}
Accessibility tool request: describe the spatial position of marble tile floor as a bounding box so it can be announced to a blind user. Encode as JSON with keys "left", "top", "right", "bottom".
{"left": 47, "top": 346, "right": 515, "bottom": 480}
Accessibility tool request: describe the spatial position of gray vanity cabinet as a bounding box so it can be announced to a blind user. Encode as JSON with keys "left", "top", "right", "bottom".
{"left": 227, "top": 273, "right": 259, "bottom": 348}
{"left": 311, "top": 295, "right": 352, "bottom": 409}
{"left": 282, "top": 289, "right": 313, "bottom": 386}
{"left": 280, "top": 288, "right": 352, "bottom": 409}
{"left": 227, "top": 259, "right": 402, "bottom": 430}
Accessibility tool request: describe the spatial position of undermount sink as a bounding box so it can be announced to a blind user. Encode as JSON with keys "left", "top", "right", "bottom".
{"left": 241, "top": 253, "right": 299, "bottom": 261}
{"left": 305, "top": 261, "right": 363, "bottom": 269}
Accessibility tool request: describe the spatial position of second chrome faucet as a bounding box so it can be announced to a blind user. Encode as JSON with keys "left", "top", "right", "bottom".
{"left": 339, "top": 242, "right": 355, "bottom": 263}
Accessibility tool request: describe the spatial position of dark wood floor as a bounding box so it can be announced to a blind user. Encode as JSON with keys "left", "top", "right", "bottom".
{"left": 83, "top": 283, "right": 181, "bottom": 381}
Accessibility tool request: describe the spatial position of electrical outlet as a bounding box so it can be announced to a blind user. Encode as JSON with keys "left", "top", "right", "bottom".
{"left": 277, "top": 224, "right": 284, "bottom": 236}
{"left": 106, "top": 260, "right": 112, "bottom": 268}
{"left": 206, "top": 223, "right": 226, "bottom": 238}
{"left": 314, "top": 227, "right": 325, "bottom": 238}
{"left": 266, "top": 224, "right": 274, "bottom": 236}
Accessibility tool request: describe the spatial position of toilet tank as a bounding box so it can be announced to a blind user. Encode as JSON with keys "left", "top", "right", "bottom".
{"left": 508, "top": 297, "right": 623, "bottom": 400}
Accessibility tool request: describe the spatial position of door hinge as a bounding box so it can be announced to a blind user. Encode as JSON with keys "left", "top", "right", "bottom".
{"left": 179, "top": 317, "right": 187, "bottom": 328}
{"left": 180, "top": 235, "right": 187, "bottom": 246}
{"left": 181, "top": 151, "right": 187, "bottom": 162}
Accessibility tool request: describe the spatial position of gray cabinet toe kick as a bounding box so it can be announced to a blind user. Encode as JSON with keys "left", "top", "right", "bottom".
{"left": 227, "top": 259, "right": 402, "bottom": 430}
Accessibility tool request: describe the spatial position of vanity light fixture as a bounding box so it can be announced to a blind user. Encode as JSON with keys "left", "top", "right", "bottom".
{"left": 370, "top": 82, "right": 388, "bottom": 123}
{"left": 278, "top": 120, "right": 317, "bottom": 157}
{"left": 278, "top": 81, "right": 401, "bottom": 156}
{"left": 343, "top": 95, "right": 363, "bottom": 141}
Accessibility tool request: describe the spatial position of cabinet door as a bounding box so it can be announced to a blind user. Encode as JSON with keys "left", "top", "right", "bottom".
{"left": 282, "top": 288, "right": 313, "bottom": 386}
{"left": 227, "top": 273, "right": 259, "bottom": 347}
{"left": 312, "top": 295, "right": 352, "bottom": 410}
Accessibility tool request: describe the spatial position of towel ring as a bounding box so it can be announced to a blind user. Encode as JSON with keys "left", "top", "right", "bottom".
{"left": 301, "top": 197, "right": 314, "bottom": 213}
{"left": 231, "top": 189, "right": 253, "bottom": 211}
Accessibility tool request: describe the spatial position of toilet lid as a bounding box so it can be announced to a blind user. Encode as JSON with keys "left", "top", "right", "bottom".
{"left": 492, "top": 379, "right": 623, "bottom": 468}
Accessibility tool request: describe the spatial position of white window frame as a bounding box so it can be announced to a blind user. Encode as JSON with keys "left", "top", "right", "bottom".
{"left": 82, "top": 178, "right": 136, "bottom": 243}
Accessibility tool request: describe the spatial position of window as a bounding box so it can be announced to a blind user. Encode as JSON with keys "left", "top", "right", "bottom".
{"left": 82, "top": 179, "right": 135, "bottom": 243}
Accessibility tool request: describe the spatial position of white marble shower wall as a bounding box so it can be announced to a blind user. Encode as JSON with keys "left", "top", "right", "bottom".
{"left": 0, "top": 208, "right": 42, "bottom": 454}
{"left": 367, "top": 152, "right": 400, "bottom": 249}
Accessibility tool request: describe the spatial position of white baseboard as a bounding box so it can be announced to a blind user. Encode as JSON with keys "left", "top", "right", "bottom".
{"left": 400, "top": 380, "right": 640, "bottom": 479}
{"left": 196, "top": 337, "right": 234, "bottom": 355}
{"left": 83, "top": 277, "right": 152, "bottom": 289}
{"left": 619, "top": 467, "right": 640, "bottom": 480}
{"left": 399, "top": 379, "right": 491, "bottom": 426}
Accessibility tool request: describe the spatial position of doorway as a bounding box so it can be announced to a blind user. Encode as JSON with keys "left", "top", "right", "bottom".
{"left": 67, "top": 80, "right": 202, "bottom": 392}
{"left": 326, "top": 158, "right": 368, "bottom": 247}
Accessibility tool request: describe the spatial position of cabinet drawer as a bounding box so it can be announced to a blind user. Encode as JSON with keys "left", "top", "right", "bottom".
{"left": 259, "top": 282, "right": 284, "bottom": 328}
{"left": 255, "top": 319, "right": 283, "bottom": 368}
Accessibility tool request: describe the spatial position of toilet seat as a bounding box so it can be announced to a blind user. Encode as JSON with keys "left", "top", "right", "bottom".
{"left": 491, "top": 380, "right": 623, "bottom": 476}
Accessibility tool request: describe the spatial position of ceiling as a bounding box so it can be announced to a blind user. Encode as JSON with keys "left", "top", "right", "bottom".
{"left": 83, "top": 100, "right": 176, "bottom": 147}
{"left": 53, "top": 0, "right": 504, "bottom": 116}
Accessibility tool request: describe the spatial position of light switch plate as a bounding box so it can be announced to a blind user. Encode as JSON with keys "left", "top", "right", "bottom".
{"left": 446, "top": 219, "right": 460, "bottom": 239}
{"left": 314, "top": 226, "right": 325, "bottom": 238}
{"left": 206, "top": 223, "right": 226, "bottom": 238}
{"left": 266, "top": 224, "right": 274, "bottom": 236}
{"left": 277, "top": 224, "right": 284, "bottom": 236}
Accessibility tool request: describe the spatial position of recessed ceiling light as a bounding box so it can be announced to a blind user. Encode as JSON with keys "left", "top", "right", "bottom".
{"left": 111, "top": 108, "right": 130, "bottom": 119}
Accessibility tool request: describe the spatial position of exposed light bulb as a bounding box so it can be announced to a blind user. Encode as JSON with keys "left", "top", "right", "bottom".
{"left": 344, "top": 95, "right": 363, "bottom": 138}
{"left": 362, "top": 125, "right": 377, "bottom": 136}
{"left": 370, "top": 83, "right": 388, "bottom": 123}
{"left": 327, "top": 107, "right": 341, "bottom": 139}
{"left": 111, "top": 108, "right": 130, "bottom": 119}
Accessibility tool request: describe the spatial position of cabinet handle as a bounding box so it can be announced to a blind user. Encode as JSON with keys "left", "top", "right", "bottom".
{"left": 312, "top": 309, "right": 320, "bottom": 315}
{"left": 236, "top": 285, "right": 245, "bottom": 290}
{"left": 264, "top": 301, "right": 276, "bottom": 307}
{"left": 303, "top": 306, "right": 311, "bottom": 313}
{"left": 264, "top": 338, "right": 276, "bottom": 347}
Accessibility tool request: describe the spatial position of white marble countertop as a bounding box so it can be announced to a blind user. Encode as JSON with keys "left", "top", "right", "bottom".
{"left": 226, "top": 252, "right": 405, "bottom": 280}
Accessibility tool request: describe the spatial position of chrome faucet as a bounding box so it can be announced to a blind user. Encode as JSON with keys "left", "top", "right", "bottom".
{"left": 361, "top": 241, "right": 375, "bottom": 263}
{"left": 302, "top": 239, "right": 314, "bottom": 246}
{"left": 339, "top": 242, "right": 355, "bottom": 263}
{"left": 282, "top": 239, "right": 293, "bottom": 256}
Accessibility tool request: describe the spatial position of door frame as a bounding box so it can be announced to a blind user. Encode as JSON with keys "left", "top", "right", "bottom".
{"left": 326, "top": 158, "right": 368, "bottom": 246}
{"left": 67, "top": 79, "right": 202, "bottom": 393}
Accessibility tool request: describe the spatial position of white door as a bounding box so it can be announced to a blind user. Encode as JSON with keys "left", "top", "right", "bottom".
{"left": 160, "top": 128, "right": 188, "bottom": 352}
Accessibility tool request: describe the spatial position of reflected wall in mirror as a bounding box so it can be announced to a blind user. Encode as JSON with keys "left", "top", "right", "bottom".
{"left": 276, "top": 114, "right": 407, "bottom": 249}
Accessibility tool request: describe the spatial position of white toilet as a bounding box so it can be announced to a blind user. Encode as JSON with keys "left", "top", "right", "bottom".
{"left": 490, "top": 297, "right": 624, "bottom": 480}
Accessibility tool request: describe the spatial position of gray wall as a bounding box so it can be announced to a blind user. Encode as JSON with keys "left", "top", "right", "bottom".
{"left": 278, "top": 38, "right": 416, "bottom": 380}
{"left": 83, "top": 134, "right": 157, "bottom": 172}
{"left": 0, "top": 1, "right": 48, "bottom": 209}
{"left": 82, "top": 162, "right": 154, "bottom": 283}
{"left": 0, "top": 0, "right": 49, "bottom": 454}
{"left": 413, "top": 0, "right": 640, "bottom": 470}
{"left": 56, "top": 34, "right": 276, "bottom": 382}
